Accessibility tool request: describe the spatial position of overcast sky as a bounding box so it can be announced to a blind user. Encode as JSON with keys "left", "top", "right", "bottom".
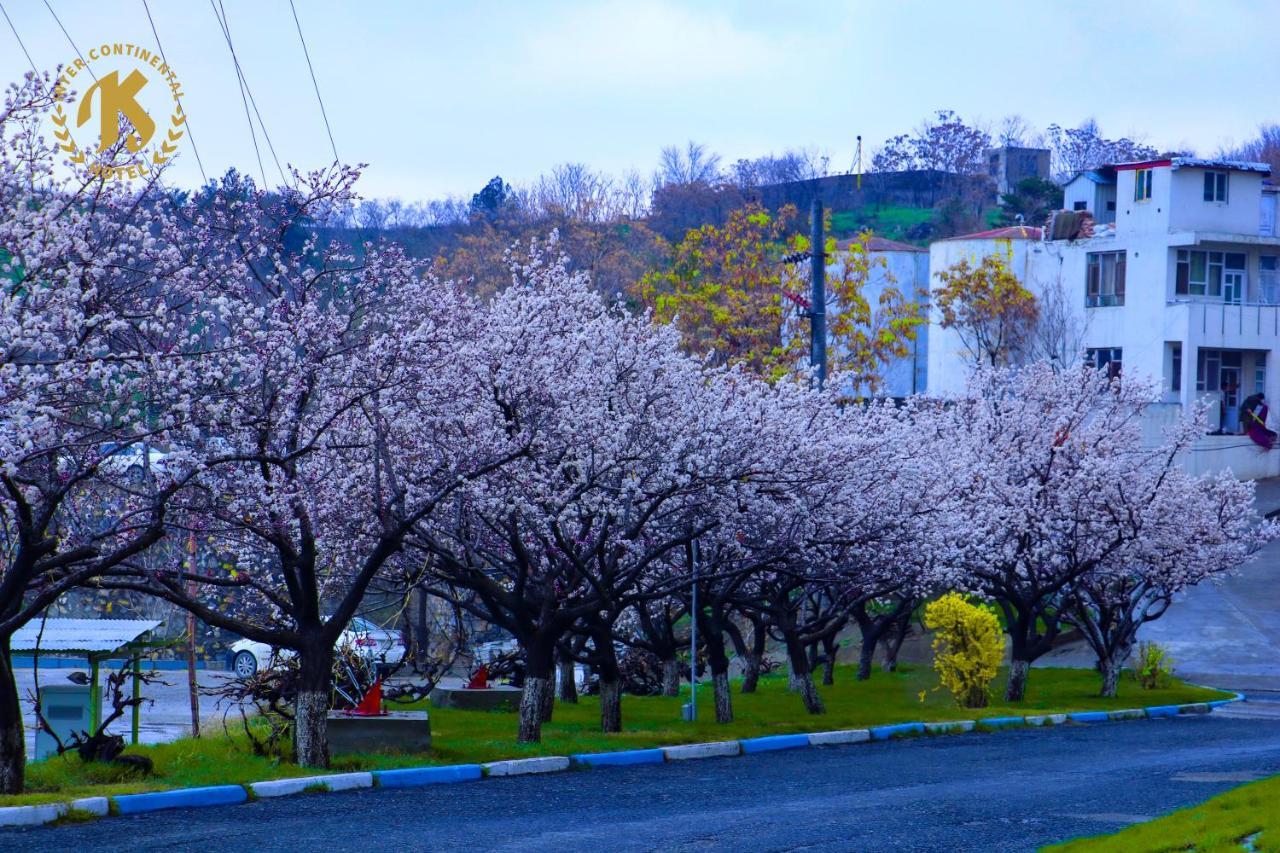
{"left": 2, "top": 0, "right": 1276, "bottom": 200}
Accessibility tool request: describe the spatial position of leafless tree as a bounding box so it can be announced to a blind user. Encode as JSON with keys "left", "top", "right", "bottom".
{"left": 656, "top": 140, "right": 723, "bottom": 187}
{"left": 1028, "top": 272, "right": 1089, "bottom": 370}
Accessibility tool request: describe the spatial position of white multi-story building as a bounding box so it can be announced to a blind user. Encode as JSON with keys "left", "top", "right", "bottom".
{"left": 927, "top": 157, "right": 1280, "bottom": 479}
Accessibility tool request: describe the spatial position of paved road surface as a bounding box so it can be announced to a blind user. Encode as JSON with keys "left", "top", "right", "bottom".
{"left": 5, "top": 705, "right": 1280, "bottom": 852}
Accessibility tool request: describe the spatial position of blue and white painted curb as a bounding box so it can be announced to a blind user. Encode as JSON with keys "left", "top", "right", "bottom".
{"left": 0, "top": 692, "right": 1244, "bottom": 828}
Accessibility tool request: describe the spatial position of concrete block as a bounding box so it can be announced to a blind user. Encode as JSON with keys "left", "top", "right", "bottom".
{"left": 661, "top": 741, "right": 741, "bottom": 760}
{"left": 870, "top": 722, "right": 926, "bottom": 740}
{"left": 0, "top": 803, "right": 65, "bottom": 827}
{"left": 374, "top": 764, "right": 481, "bottom": 788}
{"left": 739, "top": 734, "right": 811, "bottom": 754}
{"left": 1067, "top": 711, "right": 1110, "bottom": 724}
{"left": 250, "top": 772, "right": 373, "bottom": 798}
{"left": 924, "top": 720, "right": 975, "bottom": 734}
{"left": 570, "top": 749, "right": 665, "bottom": 768}
{"left": 483, "top": 756, "right": 571, "bottom": 776}
{"left": 114, "top": 785, "right": 248, "bottom": 815}
{"left": 327, "top": 710, "right": 431, "bottom": 755}
{"left": 69, "top": 797, "right": 109, "bottom": 817}
{"left": 1024, "top": 714, "right": 1067, "bottom": 726}
{"left": 807, "top": 729, "right": 871, "bottom": 746}
{"left": 978, "top": 716, "right": 1025, "bottom": 729}
{"left": 429, "top": 686, "right": 521, "bottom": 712}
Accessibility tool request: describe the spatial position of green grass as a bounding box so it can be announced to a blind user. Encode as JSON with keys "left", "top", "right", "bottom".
{"left": 7, "top": 665, "right": 1227, "bottom": 807}
{"left": 1044, "top": 774, "right": 1280, "bottom": 852}
{"left": 830, "top": 205, "right": 935, "bottom": 242}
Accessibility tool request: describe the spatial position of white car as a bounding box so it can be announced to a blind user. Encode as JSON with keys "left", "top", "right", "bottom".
{"left": 228, "top": 617, "right": 406, "bottom": 677}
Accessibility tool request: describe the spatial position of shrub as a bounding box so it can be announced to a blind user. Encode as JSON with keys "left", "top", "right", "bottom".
{"left": 1134, "top": 641, "right": 1174, "bottom": 690}
{"left": 924, "top": 593, "right": 1006, "bottom": 709}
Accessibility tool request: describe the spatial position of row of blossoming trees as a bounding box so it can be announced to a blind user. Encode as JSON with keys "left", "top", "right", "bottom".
{"left": 0, "top": 76, "right": 1273, "bottom": 794}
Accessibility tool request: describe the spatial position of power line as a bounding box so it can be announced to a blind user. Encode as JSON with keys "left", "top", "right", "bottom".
{"left": 0, "top": 0, "right": 41, "bottom": 81}
{"left": 288, "top": 0, "right": 339, "bottom": 164}
{"left": 142, "top": 0, "right": 208, "bottom": 184}
{"left": 210, "top": 0, "right": 286, "bottom": 187}
{"left": 43, "top": 1, "right": 96, "bottom": 83}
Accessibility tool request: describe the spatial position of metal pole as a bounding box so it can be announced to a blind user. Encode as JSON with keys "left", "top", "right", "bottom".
{"left": 689, "top": 539, "right": 698, "bottom": 722}
{"left": 131, "top": 653, "right": 141, "bottom": 745}
{"left": 810, "top": 197, "right": 827, "bottom": 389}
{"left": 186, "top": 532, "right": 201, "bottom": 738}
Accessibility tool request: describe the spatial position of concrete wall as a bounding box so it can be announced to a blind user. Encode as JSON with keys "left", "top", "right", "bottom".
{"left": 1169, "top": 169, "right": 1265, "bottom": 235}
{"left": 833, "top": 248, "right": 929, "bottom": 397}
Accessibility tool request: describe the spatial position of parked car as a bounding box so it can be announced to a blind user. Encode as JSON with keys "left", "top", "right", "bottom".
{"left": 98, "top": 442, "right": 169, "bottom": 483}
{"left": 227, "top": 617, "right": 406, "bottom": 677}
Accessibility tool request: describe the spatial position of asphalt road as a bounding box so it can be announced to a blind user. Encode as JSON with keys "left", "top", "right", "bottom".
{"left": 5, "top": 706, "right": 1280, "bottom": 853}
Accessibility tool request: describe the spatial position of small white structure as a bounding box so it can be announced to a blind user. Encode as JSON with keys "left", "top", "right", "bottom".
{"left": 925, "top": 157, "right": 1280, "bottom": 479}
{"left": 832, "top": 236, "right": 930, "bottom": 398}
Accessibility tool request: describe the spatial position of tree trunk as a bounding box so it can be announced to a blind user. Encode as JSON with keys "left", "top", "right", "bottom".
{"left": 786, "top": 636, "right": 825, "bottom": 715}
{"left": 660, "top": 657, "right": 680, "bottom": 697}
{"left": 557, "top": 656, "right": 578, "bottom": 703}
{"left": 1099, "top": 647, "right": 1129, "bottom": 698}
{"left": 881, "top": 617, "right": 908, "bottom": 673}
{"left": 518, "top": 676, "right": 550, "bottom": 743}
{"left": 598, "top": 679, "right": 622, "bottom": 733}
{"left": 540, "top": 676, "right": 555, "bottom": 723}
{"left": 293, "top": 646, "right": 334, "bottom": 768}
{"left": 0, "top": 640, "right": 25, "bottom": 795}
{"left": 822, "top": 637, "right": 836, "bottom": 686}
{"left": 856, "top": 638, "right": 875, "bottom": 681}
{"left": 741, "top": 622, "right": 766, "bottom": 694}
{"left": 787, "top": 661, "right": 802, "bottom": 692}
{"left": 1005, "top": 658, "right": 1030, "bottom": 702}
{"left": 712, "top": 671, "right": 733, "bottom": 724}
{"left": 741, "top": 654, "right": 760, "bottom": 694}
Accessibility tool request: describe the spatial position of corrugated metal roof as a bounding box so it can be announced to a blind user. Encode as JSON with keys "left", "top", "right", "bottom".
{"left": 835, "top": 236, "right": 927, "bottom": 253}
{"left": 10, "top": 618, "right": 162, "bottom": 653}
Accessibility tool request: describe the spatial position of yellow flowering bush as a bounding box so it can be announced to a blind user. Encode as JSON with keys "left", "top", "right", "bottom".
{"left": 924, "top": 592, "right": 1005, "bottom": 709}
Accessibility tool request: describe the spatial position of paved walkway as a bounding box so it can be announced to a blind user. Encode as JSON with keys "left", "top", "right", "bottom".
{"left": 1036, "top": 477, "right": 1280, "bottom": 692}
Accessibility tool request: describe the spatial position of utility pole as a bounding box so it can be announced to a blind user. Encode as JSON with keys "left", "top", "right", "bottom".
{"left": 810, "top": 197, "right": 827, "bottom": 389}
{"left": 688, "top": 538, "right": 698, "bottom": 722}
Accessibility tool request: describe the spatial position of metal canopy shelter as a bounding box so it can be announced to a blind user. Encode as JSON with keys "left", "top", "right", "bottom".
{"left": 11, "top": 618, "right": 163, "bottom": 742}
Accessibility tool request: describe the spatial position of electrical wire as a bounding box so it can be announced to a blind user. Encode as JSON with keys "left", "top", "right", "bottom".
{"left": 43, "top": 0, "right": 96, "bottom": 83}
{"left": 0, "top": 0, "right": 41, "bottom": 81}
{"left": 142, "top": 0, "right": 208, "bottom": 184}
{"left": 288, "top": 0, "right": 339, "bottom": 164}
{"left": 212, "top": 0, "right": 286, "bottom": 186}
{"left": 208, "top": 0, "right": 270, "bottom": 188}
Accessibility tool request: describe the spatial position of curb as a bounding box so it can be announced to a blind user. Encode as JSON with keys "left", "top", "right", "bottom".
{"left": 661, "top": 741, "right": 741, "bottom": 760}
{"left": 249, "top": 772, "right": 373, "bottom": 798}
{"left": 374, "top": 764, "right": 482, "bottom": 788}
{"left": 740, "top": 734, "right": 810, "bottom": 754}
{"left": 2, "top": 693, "right": 1245, "bottom": 828}
{"left": 571, "top": 749, "right": 664, "bottom": 768}
{"left": 483, "top": 756, "right": 571, "bottom": 777}
{"left": 114, "top": 785, "right": 248, "bottom": 816}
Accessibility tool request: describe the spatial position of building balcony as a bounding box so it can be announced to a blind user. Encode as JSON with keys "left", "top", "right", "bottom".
{"left": 1164, "top": 299, "right": 1280, "bottom": 349}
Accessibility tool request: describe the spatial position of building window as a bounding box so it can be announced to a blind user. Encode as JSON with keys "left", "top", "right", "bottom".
{"left": 1176, "top": 249, "right": 1242, "bottom": 299}
{"left": 1259, "top": 255, "right": 1280, "bottom": 305}
{"left": 1197, "top": 349, "right": 1242, "bottom": 392}
{"left": 1073, "top": 200, "right": 1087, "bottom": 211}
{"left": 1171, "top": 343, "right": 1181, "bottom": 393}
{"left": 1257, "top": 352, "right": 1267, "bottom": 394}
{"left": 1106, "top": 200, "right": 1117, "bottom": 212}
{"left": 1203, "top": 171, "right": 1229, "bottom": 203}
{"left": 1086, "top": 251, "right": 1126, "bottom": 306}
{"left": 1087, "top": 347, "right": 1122, "bottom": 380}
{"left": 1134, "top": 168, "right": 1153, "bottom": 201}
